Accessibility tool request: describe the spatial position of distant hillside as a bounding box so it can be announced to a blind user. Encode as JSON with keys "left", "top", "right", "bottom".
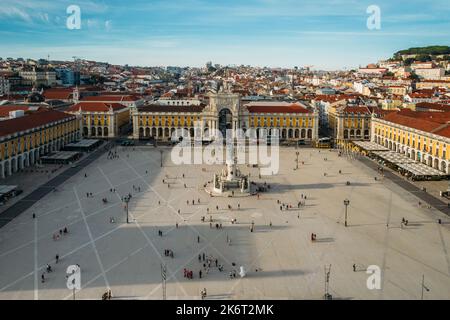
{"left": 394, "top": 46, "right": 450, "bottom": 57}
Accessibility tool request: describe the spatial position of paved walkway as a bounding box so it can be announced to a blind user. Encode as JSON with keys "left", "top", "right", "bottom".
{"left": 0, "top": 144, "right": 110, "bottom": 228}
{"left": 358, "top": 156, "right": 450, "bottom": 216}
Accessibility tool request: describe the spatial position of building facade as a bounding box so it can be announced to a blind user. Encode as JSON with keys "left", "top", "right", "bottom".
{"left": 329, "top": 106, "right": 374, "bottom": 143}
{"left": 371, "top": 109, "right": 450, "bottom": 173}
{"left": 66, "top": 102, "right": 130, "bottom": 138}
{"left": 79, "top": 94, "right": 144, "bottom": 118}
{"left": 132, "top": 93, "right": 319, "bottom": 141}
{"left": 0, "top": 110, "right": 81, "bottom": 179}
{"left": 18, "top": 70, "right": 57, "bottom": 87}
{"left": 0, "top": 76, "right": 10, "bottom": 96}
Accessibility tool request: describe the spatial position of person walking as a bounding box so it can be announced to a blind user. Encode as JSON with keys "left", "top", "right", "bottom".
{"left": 55, "top": 254, "right": 59, "bottom": 264}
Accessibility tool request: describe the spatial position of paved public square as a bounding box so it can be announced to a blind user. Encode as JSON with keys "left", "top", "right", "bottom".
{"left": 0, "top": 146, "right": 450, "bottom": 300}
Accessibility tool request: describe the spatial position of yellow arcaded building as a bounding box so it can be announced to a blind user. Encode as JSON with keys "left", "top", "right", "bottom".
{"left": 132, "top": 93, "right": 318, "bottom": 141}
{"left": 371, "top": 109, "right": 450, "bottom": 173}
{"left": 66, "top": 102, "right": 130, "bottom": 138}
{"left": 0, "top": 110, "right": 80, "bottom": 179}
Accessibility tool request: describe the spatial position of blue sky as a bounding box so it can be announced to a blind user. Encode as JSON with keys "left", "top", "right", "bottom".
{"left": 0, "top": 0, "right": 449, "bottom": 70}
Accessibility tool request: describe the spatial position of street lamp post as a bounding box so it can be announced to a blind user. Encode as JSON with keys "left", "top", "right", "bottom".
{"left": 160, "top": 150, "right": 163, "bottom": 168}
{"left": 296, "top": 151, "right": 300, "bottom": 170}
{"left": 343, "top": 199, "right": 350, "bottom": 227}
{"left": 124, "top": 195, "right": 130, "bottom": 224}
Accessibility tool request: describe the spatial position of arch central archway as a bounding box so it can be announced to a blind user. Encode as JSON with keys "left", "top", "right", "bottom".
{"left": 218, "top": 108, "right": 233, "bottom": 138}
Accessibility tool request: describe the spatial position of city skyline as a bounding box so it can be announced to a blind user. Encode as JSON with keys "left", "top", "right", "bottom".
{"left": 1, "top": 0, "right": 450, "bottom": 70}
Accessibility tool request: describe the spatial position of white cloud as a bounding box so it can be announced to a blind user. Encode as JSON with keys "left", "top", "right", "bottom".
{"left": 0, "top": 6, "right": 32, "bottom": 22}
{"left": 105, "top": 20, "right": 112, "bottom": 31}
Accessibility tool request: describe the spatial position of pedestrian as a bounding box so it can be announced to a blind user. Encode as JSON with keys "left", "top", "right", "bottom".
{"left": 198, "top": 254, "right": 201, "bottom": 262}
{"left": 41, "top": 273, "right": 45, "bottom": 283}
{"left": 199, "top": 270, "right": 202, "bottom": 279}
{"left": 203, "top": 253, "right": 205, "bottom": 261}
{"left": 55, "top": 254, "right": 59, "bottom": 264}
{"left": 197, "top": 236, "right": 200, "bottom": 243}
{"left": 353, "top": 264, "right": 356, "bottom": 272}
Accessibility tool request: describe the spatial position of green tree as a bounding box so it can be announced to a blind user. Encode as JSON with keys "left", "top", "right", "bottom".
{"left": 403, "top": 58, "right": 415, "bottom": 66}
{"left": 416, "top": 54, "right": 432, "bottom": 62}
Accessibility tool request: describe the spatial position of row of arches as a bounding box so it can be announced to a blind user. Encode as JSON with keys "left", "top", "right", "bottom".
{"left": 374, "top": 135, "right": 448, "bottom": 173}
{"left": 82, "top": 127, "right": 109, "bottom": 138}
{"left": 137, "top": 126, "right": 314, "bottom": 140}
{"left": 344, "top": 129, "right": 370, "bottom": 140}
{"left": 1, "top": 132, "right": 80, "bottom": 179}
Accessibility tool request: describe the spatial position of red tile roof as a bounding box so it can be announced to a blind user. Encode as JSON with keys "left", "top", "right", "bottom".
{"left": 43, "top": 88, "right": 73, "bottom": 100}
{"left": 415, "top": 102, "right": 450, "bottom": 112}
{"left": 66, "top": 102, "right": 128, "bottom": 113}
{"left": 137, "top": 104, "right": 206, "bottom": 113}
{"left": 382, "top": 109, "right": 450, "bottom": 137}
{"left": 341, "top": 106, "right": 371, "bottom": 115}
{"left": 0, "top": 110, "right": 76, "bottom": 138}
{"left": 245, "top": 102, "right": 312, "bottom": 114}
{"left": 0, "top": 105, "right": 46, "bottom": 117}
{"left": 81, "top": 95, "right": 140, "bottom": 102}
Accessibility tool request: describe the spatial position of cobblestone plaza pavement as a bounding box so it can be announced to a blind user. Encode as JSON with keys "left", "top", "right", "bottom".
{"left": 1, "top": 146, "right": 450, "bottom": 300}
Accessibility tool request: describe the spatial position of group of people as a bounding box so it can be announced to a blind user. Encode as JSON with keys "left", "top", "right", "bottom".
{"left": 184, "top": 268, "right": 194, "bottom": 279}
{"left": 187, "top": 198, "right": 201, "bottom": 205}
{"left": 107, "top": 150, "right": 119, "bottom": 160}
{"left": 164, "top": 249, "right": 174, "bottom": 258}
{"left": 401, "top": 217, "right": 409, "bottom": 227}
{"left": 211, "top": 222, "right": 223, "bottom": 229}
{"left": 101, "top": 290, "right": 113, "bottom": 300}
{"left": 197, "top": 253, "right": 224, "bottom": 278}
{"left": 52, "top": 227, "right": 69, "bottom": 241}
